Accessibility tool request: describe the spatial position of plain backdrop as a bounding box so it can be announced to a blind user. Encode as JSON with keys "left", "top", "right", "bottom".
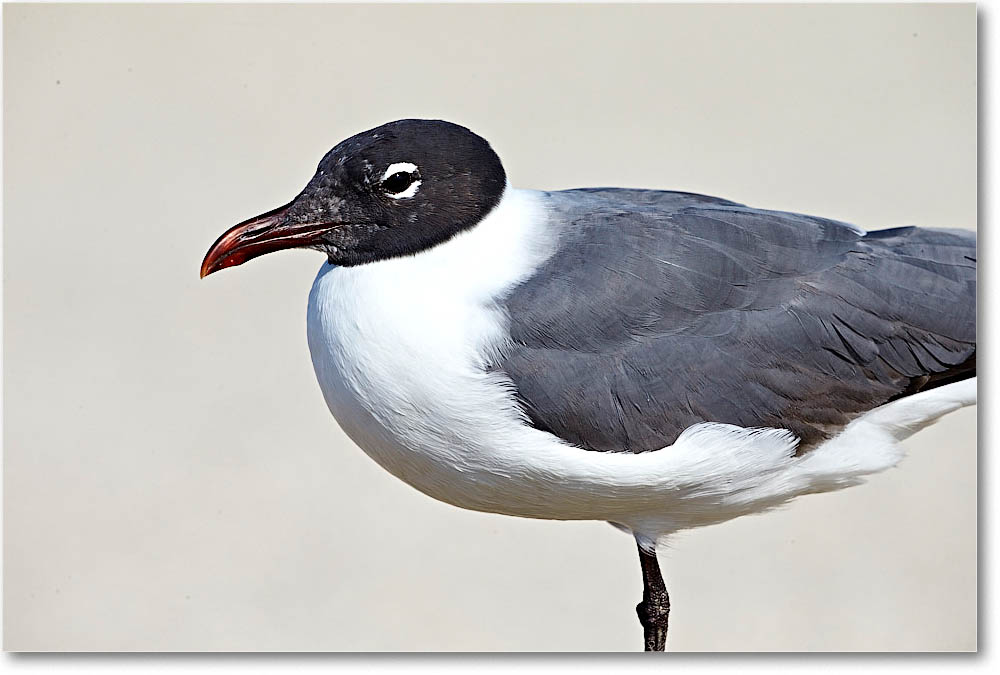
{"left": 3, "top": 3, "right": 977, "bottom": 651}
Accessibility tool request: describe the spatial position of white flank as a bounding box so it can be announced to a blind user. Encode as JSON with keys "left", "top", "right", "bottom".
{"left": 306, "top": 186, "right": 975, "bottom": 546}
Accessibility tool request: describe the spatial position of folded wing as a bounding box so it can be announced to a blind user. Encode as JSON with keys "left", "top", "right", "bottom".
{"left": 495, "top": 188, "right": 976, "bottom": 454}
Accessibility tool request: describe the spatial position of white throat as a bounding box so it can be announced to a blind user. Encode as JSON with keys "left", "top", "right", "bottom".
{"left": 305, "top": 187, "right": 557, "bottom": 502}
{"left": 340, "top": 185, "right": 555, "bottom": 302}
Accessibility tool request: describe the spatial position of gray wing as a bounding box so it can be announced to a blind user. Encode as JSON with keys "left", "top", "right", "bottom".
{"left": 495, "top": 188, "right": 977, "bottom": 453}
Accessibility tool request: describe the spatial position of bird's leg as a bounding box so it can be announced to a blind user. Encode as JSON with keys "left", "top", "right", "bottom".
{"left": 635, "top": 538, "right": 670, "bottom": 652}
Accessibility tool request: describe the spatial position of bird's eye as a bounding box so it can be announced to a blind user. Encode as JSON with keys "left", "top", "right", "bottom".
{"left": 382, "top": 171, "right": 414, "bottom": 194}
{"left": 380, "top": 162, "right": 422, "bottom": 199}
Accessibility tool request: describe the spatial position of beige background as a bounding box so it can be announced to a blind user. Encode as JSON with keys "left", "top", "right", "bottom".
{"left": 3, "top": 3, "right": 977, "bottom": 651}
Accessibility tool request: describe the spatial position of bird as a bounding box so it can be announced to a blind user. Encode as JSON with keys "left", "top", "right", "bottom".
{"left": 201, "top": 118, "right": 977, "bottom": 651}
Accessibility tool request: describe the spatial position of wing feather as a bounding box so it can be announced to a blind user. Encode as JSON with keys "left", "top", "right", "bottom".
{"left": 495, "top": 189, "right": 976, "bottom": 453}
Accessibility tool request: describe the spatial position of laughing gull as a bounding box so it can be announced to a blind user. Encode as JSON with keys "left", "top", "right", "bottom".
{"left": 201, "top": 119, "right": 977, "bottom": 651}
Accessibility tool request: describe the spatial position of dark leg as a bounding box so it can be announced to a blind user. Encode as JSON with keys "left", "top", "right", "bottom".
{"left": 635, "top": 538, "right": 670, "bottom": 652}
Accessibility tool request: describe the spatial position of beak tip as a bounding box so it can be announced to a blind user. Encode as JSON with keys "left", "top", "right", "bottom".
{"left": 199, "top": 258, "right": 215, "bottom": 279}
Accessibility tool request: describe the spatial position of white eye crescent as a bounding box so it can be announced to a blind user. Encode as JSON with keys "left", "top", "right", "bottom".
{"left": 381, "top": 162, "right": 421, "bottom": 199}
{"left": 381, "top": 162, "right": 417, "bottom": 180}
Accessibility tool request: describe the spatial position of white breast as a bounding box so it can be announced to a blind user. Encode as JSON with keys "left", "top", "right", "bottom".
{"left": 306, "top": 187, "right": 563, "bottom": 511}
{"left": 304, "top": 186, "right": 977, "bottom": 545}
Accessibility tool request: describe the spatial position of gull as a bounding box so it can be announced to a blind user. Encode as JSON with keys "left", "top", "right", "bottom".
{"left": 201, "top": 119, "right": 977, "bottom": 651}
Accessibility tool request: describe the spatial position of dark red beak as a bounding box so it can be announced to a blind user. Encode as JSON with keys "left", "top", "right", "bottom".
{"left": 200, "top": 203, "right": 336, "bottom": 278}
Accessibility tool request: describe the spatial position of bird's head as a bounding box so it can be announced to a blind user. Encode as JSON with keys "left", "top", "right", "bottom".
{"left": 200, "top": 119, "right": 507, "bottom": 275}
